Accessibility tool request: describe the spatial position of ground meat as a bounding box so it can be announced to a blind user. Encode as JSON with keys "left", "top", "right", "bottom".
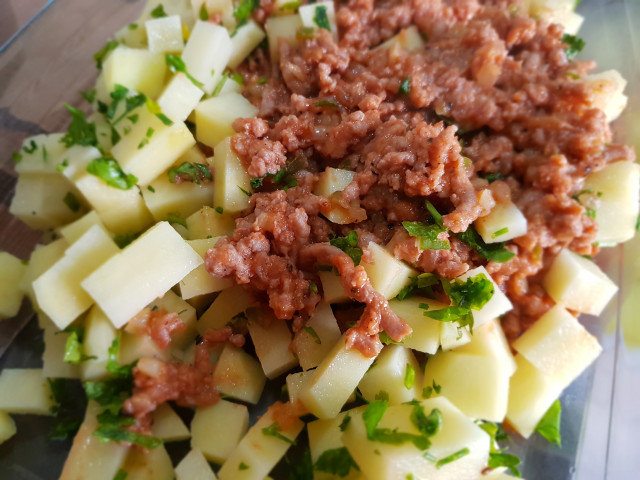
{"left": 127, "top": 307, "right": 187, "bottom": 350}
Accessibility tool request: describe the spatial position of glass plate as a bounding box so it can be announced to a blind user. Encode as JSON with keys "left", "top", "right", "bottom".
{"left": 0, "top": 1, "right": 638, "bottom": 478}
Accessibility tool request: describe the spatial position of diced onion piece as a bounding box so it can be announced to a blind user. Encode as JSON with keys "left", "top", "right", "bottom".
{"left": 14, "top": 133, "right": 66, "bottom": 175}
{"left": 298, "top": 1, "right": 337, "bottom": 39}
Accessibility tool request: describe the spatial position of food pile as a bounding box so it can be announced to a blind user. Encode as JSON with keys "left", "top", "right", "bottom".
{"left": 0, "top": 1, "right": 637, "bottom": 479}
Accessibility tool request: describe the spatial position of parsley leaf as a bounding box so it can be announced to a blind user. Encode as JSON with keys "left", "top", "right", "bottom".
{"left": 287, "top": 448, "right": 313, "bottom": 480}
{"left": 113, "top": 470, "right": 128, "bottom": 480}
{"left": 562, "top": 34, "right": 585, "bottom": 60}
{"left": 199, "top": 3, "right": 209, "bottom": 20}
{"left": 94, "top": 40, "right": 119, "bottom": 69}
{"left": 94, "top": 411, "right": 162, "bottom": 448}
{"left": 87, "top": 157, "right": 138, "bottom": 190}
{"left": 314, "top": 99, "right": 340, "bottom": 108}
{"left": 313, "top": 5, "right": 331, "bottom": 31}
{"left": 63, "top": 192, "right": 82, "bottom": 213}
{"left": 443, "top": 273, "right": 494, "bottom": 311}
{"left": 479, "top": 172, "right": 503, "bottom": 183}
{"left": 329, "top": 231, "right": 363, "bottom": 265}
{"left": 535, "top": 399, "right": 562, "bottom": 446}
{"left": 150, "top": 4, "right": 167, "bottom": 18}
{"left": 303, "top": 326, "right": 321, "bottom": 344}
{"left": 314, "top": 447, "right": 360, "bottom": 477}
{"left": 61, "top": 104, "right": 97, "bottom": 147}
{"left": 435, "top": 448, "right": 469, "bottom": 468}
{"left": 488, "top": 453, "right": 521, "bottom": 477}
{"left": 114, "top": 232, "right": 141, "bottom": 249}
{"left": 403, "top": 221, "right": 450, "bottom": 250}
{"left": 61, "top": 325, "right": 95, "bottom": 364}
{"left": 262, "top": 422, "right": 296, "bottom": 445}
{"left": 48, "top": 378, "right": 85, "bottom": 441}
{"left": 410, "top": 404, "right": 442, "bottom": 437}
{"left": 233, "top": 0, "right": 260, "bottom": 27}
{"left": 396, "top": 272, "right": 439, "bottom": 300}
{"left": 280, "top": 1, "right": 302, "bottom": 12}
{"left": 167, "top": 212, "right": 188, "bottom": 228}
{"left": 166, "top": 53, "right": 203, "bottom": 88}
{"left": 404, "top": 363, "right": 416, "bottom": 390}
{"left": 456, "top": 226, "right": 515, "bottom": 263}
{"left": 339, "top": 415, "right": 352, "bottom": 432}
{"left": 168, "top": 162, "right": 212, "bottom": 184}
{"left": 398, "top": 76, "right": 411, "bottom": 95}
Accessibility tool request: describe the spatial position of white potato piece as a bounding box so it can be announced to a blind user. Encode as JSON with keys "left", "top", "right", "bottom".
{"left": 122, "top": 444, "right": 173, "bottom": 480}
{"left": 299, "top": 334, "right": 376, "bottom": 419}
{"left": 299, "top": 1, "right": 337, "bottom": 38}
{"left": 314, "top": 168, "right": 365, "bottom": 224}
{"left": 342, "top": 397, "right": 491, "bottom": 480}
{"left": 513, "top": 305, "right": 601, "bottom": 386}
{"left": 440, "top": 320, "right": 471, "bottom": 351}
{"left": 0, "top": 252, "right": 26, "bottom": 319}
{"left": 359, "top": 344, "right": 421, "bottom": 405}
{"left": 581, "top": 70, "right": 628, "bottom": 122}
{"left": 99, "top": 46, "right": 166, "bottom": 100}
{"left": 388, "top": 297, "right": 445, "bottom": 354}
{"left": 197, "top": 285, "right": 255, "bottom": 333}
{"left": 81, "top": 306, "right": 118, "bottom": 380}
{"left": 456, "top": 266, "right": 513, "bottom": 328}
{"left": 212, "top": 136, "right": 253, "bottom": 213}
{"left": 286, "top": 370, "right": 315, "bottom": 403}
{"left": 119, "top": 330, "right": 170, "bottom": 365}
{"left": 543, "top": 248, "right": 618, "bottom": 315}
{"left": 193, "top": 0, "right": 235, "bottom": 29}
{"left": 265, "top": 14, "right": 302, "bottom": 61}
{"left": 377, "top": 25, "right": 425, "bottom": 51}
{"left": 182, "top": 21, "right": 232, "bottom": 94}
{"left": 152, "top": 403, "right": 190, "bottom": 442}
{"left": 9, "top": 173, "right": 86, "bottom": 230}
{"left": 0, "top": 369, "right": 53, "bottom": 415}
{"left": 455, "top": 318, "right": 516, "bottom": 376}
{"left": 318, "top": 270, "right": 349, "bottom": 303}
{"left": 475, "top": 200, "right": 528, "bottom": 244}
{"left": 59, "top": 402, "right": 129, "bottom": 480}
{"left": 228, "top": 19, "right": 266, "bottom": 69}
{"left": 0, "top": 411, "right": 16, "bottom": 445}
{"left": 506, "top": 355, "right": 562, "bottom": 438}
{"left": 82, "top": 221, "right": 203, "bottom": 328}
{"left": 191, "top": 399, "right": 249, "bottom": 464}
{"left": 314, "top": 168, "right": 355, "bottom": 197}
{"left": 186, "top": 205, "right": 236, "bottom": 239}
{"left": 14, "top": 133, "right": 66, "bottom": 175}
{"left": 196, "top": 93, "right": 258, "bottom": 147}
{"left": 33, "top": 225, "right": 119, "bottom": 329}
{"left": 423, "top": 349, "right": 511, "bottom": 422}
{"left": 213, "top": 345, "right": 266, "bottom": 404}
{"left": 247, "top": 311, "right": 298, "bottom": 379}
{"left": 362, "top": 242, "right": 417, "bottom": 299}
{"left": 581, "top": 160, "right": 640, "bottom": 245}
{"left": 217, "top": 409, "right": 304, "bottom": 480}
{"left": 20, "top": 239, "right": 68, "bottom": 303}
{"left": 58, "top": 211, "right": 106, "bottom": 245}
{"left": 146, "top": 14, "right": 184, "bottom": 52}
{"left": 179, "top": 237, "right": 233, "bottom": 299}
{"left": 158, "top": 73, "right": 204, "bottom": 123}
{"left": 140, "top": 0, "right": 194, "bottom": 25}
{"left": 291, "top": 302, "right": 342, "bottom": 370}
{"left": 176, "top": 448, "right": 218, "bottom": 480}
{"left": 41, "top": 316, "right": 80, "bottom": 379}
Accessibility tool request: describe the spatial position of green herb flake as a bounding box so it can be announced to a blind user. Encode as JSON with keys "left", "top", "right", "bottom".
{"left": 233, "top": 0, "right": 260, "bottom": 27}
{"left": 309, "top": 282, "right": 318, "bottom": 294}
{"left": 238, "top": 185, "right": 252, "bottom": 196}
{"left": 280, "top": 0, "right": 302, "bottom": 12}
{"left": 146, "top": 98, "right": 174, "bottom": 126}
{"left": 296, "top": 26, "right": 316, "bottom": 40}
{"left": 150, "top": 4, "right": 167, "bottom": 18}
{"left": 167, "top": 212, "right": 187, "bottom": 228}
{"left": 257, "top": 76, "right": 268, "bottom": 85}
{"left": 165, "top": 53, "right": 203, "bottom": 88}
{"left": 238, "top": 462, "right": 249, "bottom": 471}
{"left": 479, "top": 172, "right": 503, "bottom": 183}
{"left": 314, "top": 447, "right": 360, "bottom": 477}
{"left": 168, "top": 162, "right": 212, "bottom": 184}
{"left": 562, "top": 34, "right": 586, "bottom": 60}
{"left": 261, "top": 422, "right": 296, "bottom": 445}
{"left": 61, "top": 104, "right": 98, "bottom": 147}
{"left": 398, "top": 76, "right": 411, "bottom": 95}
{"left": 250, "top": 176, "right": 264, "bottom": 190}
{"left": 199, "top": 3, "right": 209, "bottom": 20}
{"left": 113, "top": 470, "right": 128, "bottom": 480}
{"left": 329, "top": 231, "right": 363, "bottom": 265}
{"left": 488, "top": 452, "right": 522, "bottom": 477}
{"left": 81, "top": 88, "right": 97, "bottom": 103}
{"left": 211, "top": 72, "right": 229, "bottom": 96}
{"left": 396, "top": 272, "right": 439, "bottom": 301}
{"left": 94, "top": 40, "right": 119, "bottom": 70}
{"left": 303, "top": 326, "right": 321, "bottom": 344}
{"left": 230, "top": 72, "right": 244, "bottom": 85}
{"left": 147, "top": 185, "right": 155, "bottom": 193}
{"left": 585, "top": 208, "right": 596, "bottom": 219}
{"left": 314, "top": 99, "right": 340, "bottom": 108}
{"left": 456, "top": 226, "right": 515, "bottom": 263}
{"left": 11, "top": 151, "right": 23, "bottom": 163}
{"left": 62, "top": 192, "right": 82, "bottom": 212}
{"left": 87, "top": 157, "right": 138, "bottom": 190}
{"left": 403, "top": 221, "right": 450, "bottom": 250}
{"left": 404, "top": 363, "right": 416, "bottom": 390}
{"left": 114, "top": 232, "right": 140, "bottom": 249}
{"left": 215, "top": 206, "right": 224, "bottom": 214}
{"left": 94, "top": 419, "right": 162, "bottom": 448}
{"left": 339, "top": 415, "right": 351, "bottom": 432}
{"left": 313, "top": 5, "right": 331, "bottom": 30}
{"left": 492, "top": 227, "right": 509, "bottom": 239}
{"left": 435, "top": 448, "right": 470, "bottom": 468}
{"left": 535, "top": 399, "right": 562, "bottom": 446}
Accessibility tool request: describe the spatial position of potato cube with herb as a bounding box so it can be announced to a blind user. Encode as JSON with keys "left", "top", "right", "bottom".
{"left": 455, "top": 318, "right": 516, "bottom": 376}
{"left": 299, "top": 1, "right": 337, "bottom": 38}
{"left": 0, "top": 252, "right": 26, "bottom": 319}
{"left": 196, "top": 93, "right": 258, "bottom": 147}
{"left": 58, "top": 211, "right": 106, "bottom": 245}
{"left": 186, "top": 205, "right": 236, "bottom": 239}
{"left": 121, "top": 443, "right": 173, "bottom": 480}
{"left": 359, "top": 345, "right": 421, "bottom": 405}
{"left": 228, "top": 20, "right": 266, "bottom": 69}
{"left": 455, "top": 266, "right": 513, "bottom": 328}
{"left": 474, "top": 200, "right": 528, "bottom": 244}
{"left": 0, "top": 369, "right": 54, "bottom": 415}
{"left": 191, "top": 399, "right": 249, "bottom": 464}
{"left": 20, "top": 239, "right": 68, "bottom": 304}
{"left": 81, "top": 306, "right": 118, "bottom": 380}
{"left": 212, "top": 345, "right": 266, "bottom": 404}
{"left": 212, "top": 137, "right": 253, "bottom": 213}
{"left": 247, "top": 310, "right": 298, "bottom": 378}
{"left": 157, "top": 73, "right": 204, "bottom": 123}
{"left": 388, "top": 297, "right": 445, "bottom": 354}
{"left": 291, "top": 302, "right": 342, "bottom": 370}
{"left": 265, "top": 14, "right": 302, "bottom": 61}
{"left": 362, "top": 242, "right": 417, "bottom": 299}
{"left": 197, "top": 285, "right": 255, "bottom": 333}
{"left": 440, "top": 322, "right": 472, "bottom": 351}
{"left": 179, "top": 237, "right": 233, "bottom": 299}
{"left": 146, "top": 14, "right": 184, "bottom": 53}
{"left": 175, "top": 449, "right": 218, "bottom": 480}
{"left": 41, "top": 315, "right": 81, "bottom": 379}
{"left": 181, "top": 21, "right": 232, "bottom": 94}
{"left": 13, "top": 133, "right": 66, "bottom": 175}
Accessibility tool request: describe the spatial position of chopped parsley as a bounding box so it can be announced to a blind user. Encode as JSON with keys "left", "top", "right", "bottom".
{"left": 314, "top": 99, "right": 340, "bottom": 108}
{"left": 329, "top": 231, "right": 363, "bottom": 265}
{"left": 94, "top": 40, "right": 119, "bottom": 69}
{"left": 403, "top": 221, "right": 450, "bottom": 250}
{"left": 262, "top": 422, "right": 296, "bottom": 445}
{"left": 94, "top": 410, "right": 162, "bottom": 448}
{"left": 61, "top": 104, "right": 97, "bottom": 147}
{"left": 23, "top": 139, "right": 38, "bottom": 154}
{"left": 456, "top": 226, "right": 515, "bottom": 263}
{"left": 60, "top": 325, "right": 95, "bottom": 364}
{"left": 199, "top": 4, "right": 209, "bottom": 21}
{"left": 257, "top": 76, "right": 268, "bottom": 84}
{"left": 488, "top": 453, "right": 522, "bottom": 477}
{"left": 309, "top": 282, "right": 318, "bottom": 294}
{"left": 63, "top": 192, "right": 82, "bottom": 213}
{"left": 48, "top": 378, "right": 85, "bottom": 440}
{"left": 11, "top": 151, "right": 22, "bottom": 163}
{"left": 339, "top": 415, "right": 352, "bottom": 432}
{"left": 398, "top": 76, "right": 411, "bottom": 95}
{"left": 562, "top": 34, "right": 585, "bottom": 60}
{"left": 233, "top": 0, "right": 260, "bottom": 27}
{"left": 215, "top": 206, "right": 224, "bottom": 214}
{"left": 492, "top": 227, "right": 509, "bottom": 238}
{"left": 314, "top": 447, "right": 360, "bottom": 477}
{"left": 238, "top": 462, "right": 249, "bottom": 471}
{"left": 396, "top": 272, "right": 439, "bottom": 300}
{"left": 113, "top": 470, "right": 128, "bottom": 480}
{"left": 479, "top": 172, "right": 503, "bottom": 183}
{"left": 435, "top": 448, "right": 470, "bottom": 468}
{"left": 150, "top": 4, "right": 167, "bottom": 18}
{"left": 168, "top": 162, "right": 212, "bottom": 184}
{"left": 147, "top": 185, "right": 155, "bottom": 193}
{"left": 535, "top": 399, "right": 562, "bottom": 446}
{"left": 238, "top": 185, "right": 252, "bottom": 196}
{"left": 280, "top": 1, "right": 302, "bottom": 12}
{"left": 87, "top": 157, "right": 138, "bottom": 190}
{"left": 114, "top": 232, "right": 140, "bottom": 249}
{"left": 81, "top": 88, "right": 96, "bottom": 103}
{"left": 404, "top": 363, "right": 416, "bottom": 390}
{"left": 422, "top": 380, "right": 441, "bottom": 398}
{"left": 145, "top": 98, "right": 173, "bottom": 126}
{"left": 167, "top": 212, "right": 188, "bottom": 228}
{"left": 303, "top": 326, "right": 321, "bottom": 344}
{"left": 250, "top": 158, "right": 303, "bottom": 192}
{"left": 313, "top": 5, "right": 331, "bottom": 31}
{"left": 166, "top": 53, "right": 203, "bottom": 88}
{"left": 585, "top": 207, "right": 596, "bottom": 219}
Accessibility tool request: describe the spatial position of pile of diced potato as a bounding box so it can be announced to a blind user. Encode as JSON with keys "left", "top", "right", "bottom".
{"left": 0, "top": 0, "right": 636, "bottom": 479}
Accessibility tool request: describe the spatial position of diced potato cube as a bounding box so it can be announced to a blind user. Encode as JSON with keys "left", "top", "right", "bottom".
{"left": 119, "top": 330, "right": 170, "bottom": 365}
{"left": 506, "top": 355, "right": 563, "bottom": 438}
{"left": 58, "top": 211, "right": 106, "bottom": 245}
{"left": 146, "top": 14, "right": 184, "bottom": 53}
{"left": 581, "top": 70, "right": 628, "bottom": 122}
{"left": 182, "top": 21, "right": 232, "bottom": 94}
{"left": 228, "top": 19, "right": 266, "bottom": 69}
{"left": 152, "top": 403, "right": 190, "bottom": 442}
{"left": 455, "top": 318, "right": 516, "bottom": 376}
{"left": 0, "top": 252, "right": 26, "bottom": 319}
{"left": 247, "top": 310, "right": 298, "bottom": 378}
{"left": 193, "top": 0, "right": 235, "bottom": 29}
{"left": 581, "top": 160, "right": 640, "bottom": 245}
{"left": 265, "top": 14, "right": 302, "bottom": 61}
{"left": 440, "top": 322, "right": 472, "bottom": 351}
{"left": 359, "top": 345, "right": 421, "bottom": 405}
{"left": 82, "top": 306, "right": 118, "bottom": 380}
{"left": 33, "top": 225, "right": 119, "bottom": 329}
{"left": 0, "top": 411, "right": 16, "bottom": 445}
{"left": 14, "top": 133, "right": 66, "bottom": 175}
{"left": 456, "top": 266, "right": 513, "bottom": 328}
{"left": 141, "top": 0, "right": 195, "bottom": 24}
{"left": 543, "top": 248, "right": 618, "bottom": 315}
{"left": 186, "top": 206, "right": 236, "bottom": 239}
{"left": 212, "top": 345, "right": 266, "bottom": 404}
{"left": 0, "top": 369, "right": 53, "bottom": 415}
{"left": 217, "top": 409, "right": 304, "bottom": 480}
{"left": 212, "top": 137, "right": 253, "bottom": 213}
{"left": 111, "top": 111, "right": 195, "bottom": 186}
{"left": 314, "top": 168, "right": 355, "bottom": 198}
{"left": 9, "top": 173, "right": 87, "bottom": 229}
{"left": 41, "top": 315, "right": 81, "bottom": 379}
{"left": 114, "top": 21, "right": 147, "bottom": 49}
{"left": 388, "top": 297, "right": 445, "bottom": 354}
{"left": 197, "top": 285, "right": 255, "bottom": 333}
{"left": 157, "top": 73, "right": 204, "bottom": 122}
{"left": 342, "top": 397, "right": 491, "bottom": 480}
{"left": 362, "top": 242, "right": 417, "bottom": 299}
{"left": 318, "top": 270, "right": 349, "bottom": 303}
{"left": 175, "top": 448, "right": 218, "bottom": 480}
{"left": 291, "top": 302, "right": 342, "bottom": 370}
{"left": 59, "top": 402, "right": 130, "bottom": 480}
{"left": 179, "top": 237, "right": 233, "bottom": 299}
{"left": 20, "top": 239, "right": 68, "bottom": 303}
{"left": 299, "top": 334, "right": 376, "bottom": 419}
{"left": 475, "top": 200, "right": 527, "bottom": 244}
{"left": 377, "top": 25, "right": 425, "bottom": 51}
{"left": 191, "top": 399, "right": 249, "bottom": 464}
{"left": 513, "top": 305, "right": 601, "bottom": 386}
{"left": 196, "top": 93, "right": 257, "bottom": 147}
{"left": 99, "top": 46, "right": 166, "bottom": 101}
{"left": 299, "top": 1, "right": 337, "bottom": 38}
{"left": 82, "top": 221, "right": 203, "bottom": 328}
{"left": 121, "top": 443, "right": 173, "bottom": 480}
{"left": 286, "top": 370, "right": 315, "bottom": 403}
